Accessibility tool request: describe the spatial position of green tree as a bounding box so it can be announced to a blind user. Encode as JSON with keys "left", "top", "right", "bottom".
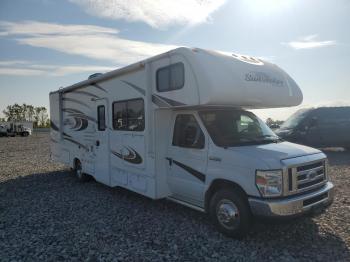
{"left": 2, "top": 104, "right": 49, "bottom": 127}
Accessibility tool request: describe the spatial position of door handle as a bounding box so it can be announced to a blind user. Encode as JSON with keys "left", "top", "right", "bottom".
{"left": 166, "top": 157, "right": 173, "bottom": 166}
{"left": 96, "top": 140, "right": 100, "bottom": 146}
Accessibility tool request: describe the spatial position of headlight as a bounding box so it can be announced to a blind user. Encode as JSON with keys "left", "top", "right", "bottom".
{"left": 256, "top": 170, "right": 283, "bottom": 197}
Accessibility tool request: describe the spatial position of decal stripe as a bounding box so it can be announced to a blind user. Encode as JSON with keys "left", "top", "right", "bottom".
{"left": 92, "top": 83, "right": 107, "bottom": 93}
{"left": 70, "top": 90, "right": 100, "bottom": 98}
{"left": 76, "top": 118, "right": 88, "bottom": 131}
{"left": 152, "top": 95, "right": 170, "bottom": 107}
{"left": 111, "top": 147, "right": 143, "bottom": 164}
{"left": 153, "top": 95, "right": 186, "bottom": 107}
{"left": 63, "top": 108, "right": 97, "bottom": 123}
{"left": 168, "top": 158, "right": 205, "bottom": 182}
{"left": 71, "top": 117, "right": 82, "bottom": 129}
{"left": 63, "top": 108, "right": 84, "bottom": 114}
{"left": 121, "top": 80, "right": 146, "bottom": 96}
{"left": 62, "top": 98, "right": 91, "bottom": 109}
{"left": 50, "top": 121, "right": 59, "bottom": 131}
{"left": 67, "top": 113, "right": 97, "bottom": 123}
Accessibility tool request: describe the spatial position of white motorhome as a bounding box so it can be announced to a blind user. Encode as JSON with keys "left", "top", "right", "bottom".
{"left": 50, "top": 47, "right": 334, "bottom": 238}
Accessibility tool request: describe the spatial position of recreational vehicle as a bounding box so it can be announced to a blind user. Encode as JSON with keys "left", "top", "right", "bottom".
{"left": 50, "top": 48, "right": 334, "bottom": 238}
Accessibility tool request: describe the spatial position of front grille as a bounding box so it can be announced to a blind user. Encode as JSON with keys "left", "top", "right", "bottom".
{"left": 286, "top": 160, "right": 327, "bottom": 195}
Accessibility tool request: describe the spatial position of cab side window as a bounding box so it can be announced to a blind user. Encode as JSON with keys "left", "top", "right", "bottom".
{"left": 172, "top": 114, "right": 204, "bottom": 149}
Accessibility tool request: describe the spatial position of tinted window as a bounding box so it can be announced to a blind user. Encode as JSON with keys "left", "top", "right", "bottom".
{"left": 127, "top": 99, "right": 145, "bottom": 131}
{"left": 113, "top": 99, "right": 144, "bottom": 131}
{"left": 157, "top": 67, "right": 170, "bottom": 92}
{"left": 113, "top": 101, "right": 127, "bottom": 130}
{"left": 97, "top": 105, "right": 106, "bottom": 131}
{"left": 314, "top": 108, "right": 350, "bottom": 125}
{"left": 156, "top": 63, "right": 184, "bottom": 92}
{"left": 172, "top": 114, "right": 204, "bottom": 149}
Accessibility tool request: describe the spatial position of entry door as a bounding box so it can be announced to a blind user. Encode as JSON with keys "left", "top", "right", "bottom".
{"left": 167, "top": 113, "right": 208, "bottom": 205}
{"left": 94, "top": 100, "right": 110, "bottom": 186}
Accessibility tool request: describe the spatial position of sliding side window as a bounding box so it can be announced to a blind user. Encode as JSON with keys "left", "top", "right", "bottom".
{"left": 156, "top": 62, "right": 184, "bottom": 92}
{"left": 113, "top": 99, "right": 144, "bottom": 131}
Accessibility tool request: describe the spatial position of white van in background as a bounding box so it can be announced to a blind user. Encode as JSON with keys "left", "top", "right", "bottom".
{"left": 50, "top": 47, "right": 334, "bottom": 238}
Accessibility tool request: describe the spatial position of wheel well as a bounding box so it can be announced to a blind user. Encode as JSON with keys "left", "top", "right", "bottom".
{"left": 73, "top": 158, "right": 80, "bottom": 169}
{"left": 204, "top": 179, "right": 247, "bottom": 213}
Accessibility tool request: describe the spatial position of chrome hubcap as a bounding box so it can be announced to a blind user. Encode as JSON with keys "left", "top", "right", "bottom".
{"left": 216, "top": 199, "right": 240, "bottom": 230}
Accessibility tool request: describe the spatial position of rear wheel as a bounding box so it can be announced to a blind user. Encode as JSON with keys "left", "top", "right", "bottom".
{"left": 209, "top": 188, "right": 252, "bottom": 239}
{"left": 74, "top": 159, "right": 89, "bottom": 182}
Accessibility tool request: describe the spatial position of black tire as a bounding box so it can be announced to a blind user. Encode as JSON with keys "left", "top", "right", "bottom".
{"left": 74, "top": 159, "right": 89, "bottom": 182}
{"left": 209, "top": 188, "right": 252, "bottom": 239}
{"left": 22, "top": 132, "right": 29, "bottom": 137}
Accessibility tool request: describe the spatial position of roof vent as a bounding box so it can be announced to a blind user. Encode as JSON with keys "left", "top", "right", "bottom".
{"left": 88, "top": 73, "right": 103, "bottom": 79}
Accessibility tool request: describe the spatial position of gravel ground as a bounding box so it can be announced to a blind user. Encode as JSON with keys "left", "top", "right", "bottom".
{"left": 0, "top": 133, "right": 349, "bottom": 261}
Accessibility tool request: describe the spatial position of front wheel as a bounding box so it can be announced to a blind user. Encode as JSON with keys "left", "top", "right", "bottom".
{"left": 209, "top": 189, "right": 252, "bottom": 239}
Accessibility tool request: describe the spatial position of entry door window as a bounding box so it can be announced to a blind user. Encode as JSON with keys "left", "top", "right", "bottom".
{"left": 172, "top": 114, "right": 204, "bottom": 149}
{"left": 97, "top": 105, "right": 106, "bottom": 131}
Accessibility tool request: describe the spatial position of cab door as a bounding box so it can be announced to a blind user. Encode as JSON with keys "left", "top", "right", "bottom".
{"left": 94, "top": 99, "right": 110, "bottom": 185}
{"left": 166, "top": 113, "right": 208, "bottom": 206}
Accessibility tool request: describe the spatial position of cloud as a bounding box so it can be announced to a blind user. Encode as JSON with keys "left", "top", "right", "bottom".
{"left": 283, "top": 35, "right": 336, "bottom": 50}
{"left": 0, "top": 60, "right": 116, "bottom": 76}
{"left": 70, "top": 0, "right": 226, "bottom": 28}
{"left": 0, "top": 68, "right": 44, "bottom": 76}
{"left": 0, "top": 20, "right": 119, "bottom": 36}
{"left": 0, "top": 20, "right": 177, "bottom": 65}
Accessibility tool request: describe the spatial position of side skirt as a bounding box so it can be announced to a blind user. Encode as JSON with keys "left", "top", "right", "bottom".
{"left": 166, "top": 197, "right": 205, "bottom": 213}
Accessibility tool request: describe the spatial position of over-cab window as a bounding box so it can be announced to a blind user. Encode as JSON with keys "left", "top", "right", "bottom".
{"left": 112, "top": 99, "right": 145, "bottom": 131}
{"left": 156, "top": 62, "right": 184, "bottom": 92}
{"left": 97, "top": 105, "right": 106, "bottom": 131}
{"left": 172, "top": 114, "right": 204, "bottom": 149}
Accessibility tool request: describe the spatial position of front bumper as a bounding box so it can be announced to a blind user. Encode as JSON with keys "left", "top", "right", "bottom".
{"left": 248, "top": 182, "right": 334, "bottom": 217}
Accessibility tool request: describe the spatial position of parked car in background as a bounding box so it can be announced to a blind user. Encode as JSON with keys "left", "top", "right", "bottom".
{"left": 276, "top": 107, "right": 350, "bottom": 150}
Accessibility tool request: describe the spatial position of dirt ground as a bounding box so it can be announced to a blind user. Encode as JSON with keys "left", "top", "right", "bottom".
{"left": 0, "top": 133, "right": 349, "bottom": 261}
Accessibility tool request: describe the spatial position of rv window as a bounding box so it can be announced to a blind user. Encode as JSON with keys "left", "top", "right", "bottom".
{"left": 172, "top": 114, "right": 204, "bottom": 149}
{"left": 156, "top": 63, "right": 184, "bottom": 92}
{"left": 113, "top": 99, "right": 145, "bottom": 131}
{"left": 97, "top": 105, "right": 106, "bottom": 131}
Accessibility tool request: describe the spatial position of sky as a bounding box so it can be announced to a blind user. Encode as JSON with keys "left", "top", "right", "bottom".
{"left": 0, "top": 0, "right": 349, "bottom": 120}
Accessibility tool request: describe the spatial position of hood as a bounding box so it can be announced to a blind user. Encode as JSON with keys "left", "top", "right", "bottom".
{"left": 227, "top": 141, "right": 321, "bottom": 169}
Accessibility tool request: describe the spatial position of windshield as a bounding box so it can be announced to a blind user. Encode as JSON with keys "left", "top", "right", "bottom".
{"left": 199, "top": 109, "right": 281, "bottom": 147}
{"left": 279, "top": 108, "right": 311, "bottom": 130}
